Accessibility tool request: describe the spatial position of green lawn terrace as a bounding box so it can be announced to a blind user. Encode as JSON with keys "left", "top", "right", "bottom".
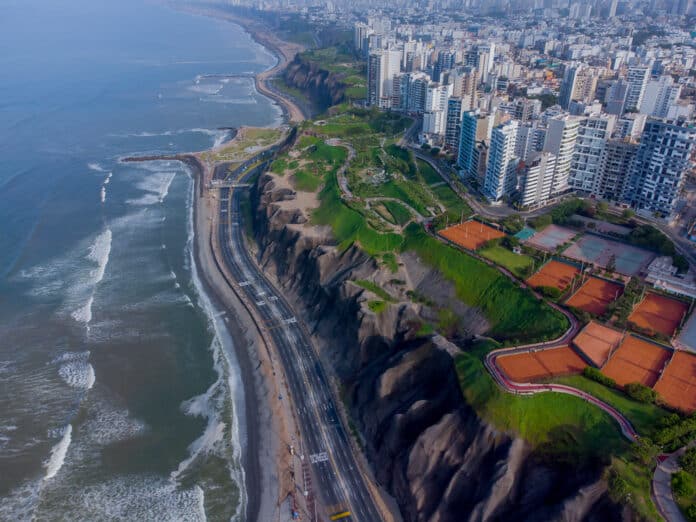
{"left": 272, "top": 107, "right": 473, "bottom": 243}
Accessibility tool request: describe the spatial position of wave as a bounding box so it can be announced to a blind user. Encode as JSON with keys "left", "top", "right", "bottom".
{"left": 87, "top": 163, "right": 105, "bottom": 173}
{"left": 100, "top": 186, "right": 106, "bottom": 204}
{"left": 70, "top": 296, "right": 93, "bottom": 324}
{"left": 87, "top": 228, "right": 112, "bottom": 286}
{"left": 58, "top": 360, "right": 95, "bottom": 390}
{"left": 100, "top": 173, "right": 112, "bottom": 203}
{"left": 184, "top": 173, "right": 246, "bottom": 520}
{"left": 199, "top": 96, "right": 257, "bottom": 105}
{"left": 43, "top": 424, "right": 72, "bottom": 481}
{"left": 127, "top": 171, "right": 176, "bottom": 206}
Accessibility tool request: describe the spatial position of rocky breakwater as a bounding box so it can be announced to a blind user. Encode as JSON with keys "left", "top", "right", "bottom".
{"left": 250, "top": 171, "right": 624, "bottom": 522}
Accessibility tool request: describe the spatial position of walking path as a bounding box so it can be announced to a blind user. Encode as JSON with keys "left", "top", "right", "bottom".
{"left": 653, "top": 443, "right": 694, "bottom": 522}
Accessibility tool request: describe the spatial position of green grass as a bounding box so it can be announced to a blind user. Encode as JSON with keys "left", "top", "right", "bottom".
{"left": 312, "top": 173, "right": 403, "bottom": 256}
{"left": 382, "top": 253, "right": 399, "bottom": 273}
{"left": 270, "top": 157, "right": 288, "bottom": 175}
{"left": 611, "top": 457, "right": 663, "bottom": 520}
{"left": 556, "top": 375, "right": 670, "bottom": 437}
{"left": 298, "top": 135, "right": 321, "bottom": 148}
{"left": 479, "top": 245, "right": 534, "bottom": 278}
{"left": 417, "top": 159, "right": 442, "bottom": 185}
{"left": 308, "top": 142, "right": 346, "bottom": 164}
{"left": 455, "top": 345, "right": 627, "bottom": 457}
{"left": 431, "top": 184, "right": 472, "bottom": 218}
{"left": 402, "top": 224, "right": 568, "bottom": 342}
{"left": 382, "top": 200, "right": 412, "bottom": 226}
{"left": 367, "top": 300, "right": 387, "bottom": 314}
{"left": 354, "top": 280, "right": 396, "bottom": 302}
{"left": 345, "top": 85, "right": 367, "bottom": 99}
{"left": 293, "top": 170, "right": 322, "bottom": 192}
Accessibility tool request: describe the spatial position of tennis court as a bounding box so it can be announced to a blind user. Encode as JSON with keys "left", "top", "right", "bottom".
{"left": 628, "top": 293, "right": 689, "bottom": 338}
{"left": 562, "top": 235, "right": 655, "bottom": 276}
{"left": 572, "top": 321, "right": 625, "bottom": 367}
{"left": 439, "top": 220, "right": 505, "bottom": 250}
{"left": 527, "top": 260, "right": 580, "bottom": 291}
{"left": 654, "top": 351, "right": 696, "bottom": 413}
{"left": 601, "top": 335, "right": 672, "bottom": 387}
{"left": 497, "top": 346, "right": 586, "bottom": 382}
{"left": 525, "top": 224, "right": 576, "bottom": 251}
{"left": 565, "top": 277, "right": 623, "bottom": 315}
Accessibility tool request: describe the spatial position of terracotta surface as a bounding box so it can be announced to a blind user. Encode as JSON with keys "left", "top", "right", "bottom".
{"left": 628, "top": 293, "right": 689, "bottom": 338}
{"left": 439, "top": 221, "right": 505, "bottom": 250}
{"left": 572, "top": 321, "right": 625, "bottom": 367}
{"left": 654, "top": 351, "right": 696, "bottom": 413}
{"left": 527, "top": 260, "right": 580, "bottom": 291}
{"left": 601, "top": 335, "right": 672, "bottom": 387}
{"left": 566, "top": 277, "right": 623, "bottom": 315}
{"left": 497, "top": 346, "right": 587, "bottom": 382}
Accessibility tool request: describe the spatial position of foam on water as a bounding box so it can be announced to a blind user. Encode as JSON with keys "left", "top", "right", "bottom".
{"left": 184, "top": 172, "right": 246, "bottom": 520}
{"left": 43, "top": 424, "right": 72, "bottom": 481}
{"left": 58, "top": 361, "right": 95, "bottom": 390}
{"left": 127, "top": 170, "right": 176, "bottom": 206}
{"left": 70, "top": 296, "right": 93, "bottom": 324}
{"left": 100, "top": 186, "right": 106, "bottom": 203}
{"left": 87, "top": 228, "right": 112, "bottom": 286}
{"left": 87, "top": 163, "right": 105, "bottom": 173}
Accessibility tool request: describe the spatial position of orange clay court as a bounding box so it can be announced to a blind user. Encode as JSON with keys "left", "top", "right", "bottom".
{"left": 497, "top": 346, "right": 586, "bottom": 382}
{"left": 439, "top": 221, "right": 505, "bottom": 250}
{"left": 565, "top": 277, "right": 622, "bottom": 315}
{"left": 628, "top": 292, "right": 689, "bottom": 338}
{"left": 572, "top": 321, "right": 625, "bottom": 367}
{"left": 527, "top": 260, "right": 579, "bottom": 291}
{"left": 654, "top": 351, "right": 696, "bottom": 413}
{"left": 601, "top": 335, "right": 671, "bottom": 387}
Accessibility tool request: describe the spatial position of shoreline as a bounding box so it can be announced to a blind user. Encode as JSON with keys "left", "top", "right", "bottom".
{"left": 160, "top": 7, "right": 309, "bottom": 521}
{"left": 171, "top": 2, "right": 309, "bottom": 123}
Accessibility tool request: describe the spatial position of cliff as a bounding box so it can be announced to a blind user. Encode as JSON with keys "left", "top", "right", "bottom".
{"left": 283, "top": 54, "right": 349, "bottom": 113}
{"left": 250, "top": 172, "right": 625, "bottom": 522}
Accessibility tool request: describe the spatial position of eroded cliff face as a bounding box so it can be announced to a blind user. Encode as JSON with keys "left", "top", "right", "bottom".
{"left": 250, "top": 172, "right": 623, "bottom": 522}
{"left": 283, "top": 54, "right": 349, "bottom": 113}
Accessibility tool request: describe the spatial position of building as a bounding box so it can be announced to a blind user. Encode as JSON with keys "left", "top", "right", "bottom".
{"left": 422, "top": 83, "right": 452, "bottom": 135}
{"left": 483, "top": 120, "right": 519, "bottom": 202}
{"left": 598, "top": 139, "right": 638, "bottom": 202}
{"left": 569, "top": 115, "right": 615, "bottom": 193}
{"left": 458, "top": 111, "right": 493, "bottom": 178}
{"left": 627, "top": 119, "right": 696, "bottom": 216}
{"left": 445, "top": 97, "right": 465, "bottom": 153}
{"left": 543, "top": 115, "right": 580, "bottom": 196}
{"left": 519, "top": 152, "right": 558, "bottom": 208}
{"left": 367, "top": 49, "right": 401, "bottom": 107}
{"left": 625, "top": 65, "right": 650, "bottom": 112}
{"left": 605, "top": 79, "right": 629, "bottom": 115}
{"left": 640, "top": 76, "right": 682, "bottom": 118}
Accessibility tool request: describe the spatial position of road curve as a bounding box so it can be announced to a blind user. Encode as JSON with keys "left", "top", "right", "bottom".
{"left": 216, "top": 179, "right": 383, "bottom": 519}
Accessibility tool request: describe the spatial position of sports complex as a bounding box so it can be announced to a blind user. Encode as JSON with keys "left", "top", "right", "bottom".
{"left": 440, "top": 218, "right": 696, "bottom": 414}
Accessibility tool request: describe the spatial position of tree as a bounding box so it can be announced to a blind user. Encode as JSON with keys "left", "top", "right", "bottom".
{"left": 672, "top": 470, "right": 695, "bottom": 498}
{"left": 680, "top": 448, "right": 696, "bottom": 476}
{"left": 622, "top": 208, "right": 635, "bottom": 220}
{"left": 597, "top": 201, "right": 609, "bottom": 214}
{"left": 625, "top": 382, "right": 658, "bottom": 403}
{"left": 633, "top": 438, "right": 659, "bottom": 466}
{"left": 674, "top": 254, "right": 690, "bottom": 274}
{"left": 502, "top": 235, "right": 520, "bottom": 249}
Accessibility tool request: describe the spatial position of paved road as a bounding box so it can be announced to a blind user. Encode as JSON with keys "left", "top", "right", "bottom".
{"left": 217, "top": 182, "right": 382, "bottom": 521}
{"left": 653, "top": 443, "right": 694, "bottom": 522}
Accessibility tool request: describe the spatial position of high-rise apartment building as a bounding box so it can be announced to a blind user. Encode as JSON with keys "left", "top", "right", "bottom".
{"left": 367, "top": 49, "right": 401, "bottom": 107}
{"left": 445, "top": 97, "right": 466, "bottom": 153}
{"left": 569, "top": 115, "right": 615, "bottom": 193}
{"left": 484, "top": 120, "right": 519, "bottom": 202}
{"left": 625, "top": 65, "right": 650, "bottom": 112}
{"left": 597, "top": 139, "right": 638, "bottom": 201}
{"left": 543, "top": 115, "right": 580, "bottom": 195}
{"left": 625, "top": 119, "right": 696, "bottom": 216}
{"left": 640, "top": 76, "right": 682, "bottom": 118}
{"left": 520, "top": 152, "right": 558, "bottom": 208}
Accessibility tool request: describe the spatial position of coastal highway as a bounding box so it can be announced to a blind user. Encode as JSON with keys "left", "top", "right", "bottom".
{"left": 217, "top": 185, "right": 382, "bottom": 522}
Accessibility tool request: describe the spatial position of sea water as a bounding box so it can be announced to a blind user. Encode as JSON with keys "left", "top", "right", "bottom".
{"left": 0, "top": 0, "right": 280, "bottom": 519}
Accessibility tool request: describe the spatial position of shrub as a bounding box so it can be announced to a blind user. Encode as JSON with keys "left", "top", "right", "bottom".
{"left": 608, "top": 469, "right": 630, "bottom": 502}
{"left": 583, "top": 367, "right": 617, "bottom": 388}
{"left": 625, "top": 382, "right": 658, "bottom": 404}
{"left": 681, "top": 447, "right": 696, "bottom": 476}
{"left": 537, "top": 286, "right": 562, "bottom": 299}
{"left": 686, "top": 504, "right": 696, "bottom": 522}
{"left": 672, "top": 470, "right": 695, "bottom": 498}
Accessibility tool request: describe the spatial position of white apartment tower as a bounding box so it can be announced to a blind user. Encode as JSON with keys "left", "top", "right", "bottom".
{"left": 367, "top": 49, "right": 401, "bottom": 107}
{"left": 543, "top": 115, "right": 580, "bottom": 195}
{"left": 625, "top": 66, "right": 650, "bottom": 112}
{"left": 569, "top": 115, "right": 615, "bottom": 193}
{"left": 484, "top": 120, "right": 519, "bottom": 202}
{"left": 520, "top": 152, "right": 558, "bottom": 208}
{"left": 640, "top": 76, "right": 682, "bottom": 118}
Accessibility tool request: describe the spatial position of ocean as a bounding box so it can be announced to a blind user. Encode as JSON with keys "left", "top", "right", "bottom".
{"left": 0, "top": 0, "right": 280, "bottom": 519}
